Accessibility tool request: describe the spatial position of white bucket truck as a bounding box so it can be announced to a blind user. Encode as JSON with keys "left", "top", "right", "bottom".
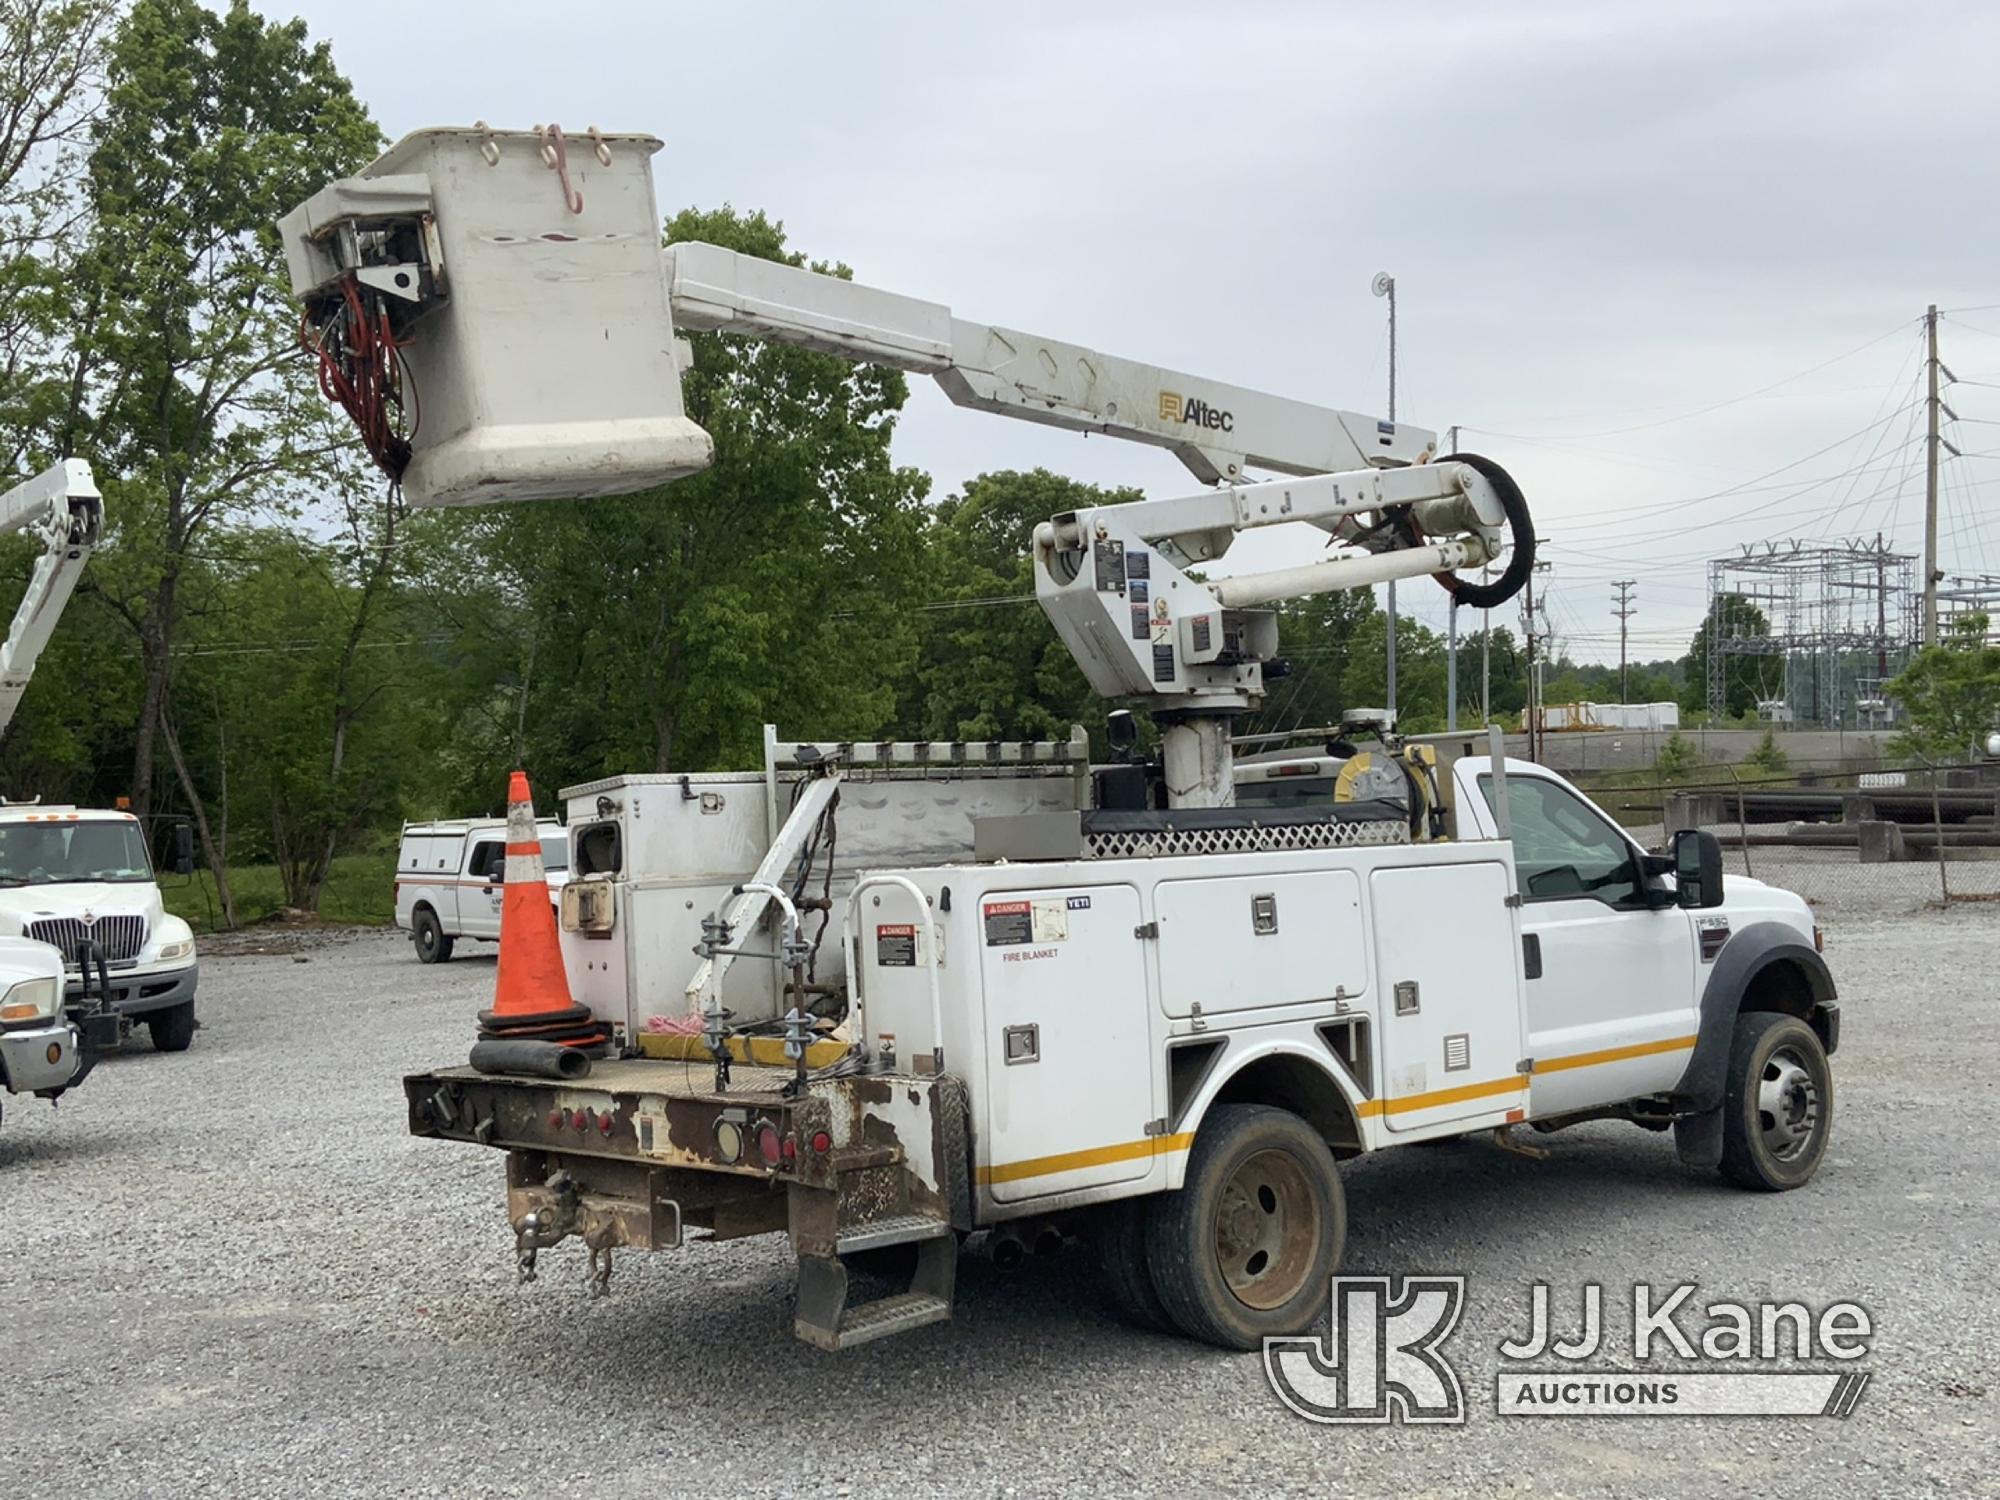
{"left": 283, "top": 126, "right": 1839, "bottom": 1352}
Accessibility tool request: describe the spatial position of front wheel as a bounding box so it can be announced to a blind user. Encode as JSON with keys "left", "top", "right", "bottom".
{"left": 147, "top": 1000, "right": 196, "bottom": 1053}
{"left": 1145, "top": 1104, "right": 1345, "bottom": 1349}
{"left": 1720, "top": 1012, "right": 1832, "bottom": 1191}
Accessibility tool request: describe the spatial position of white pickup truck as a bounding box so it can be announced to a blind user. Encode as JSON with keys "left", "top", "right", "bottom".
{"left": 395, "top": 817, "right": 569, "bottom": 963}
{"left": 398, "top": 734, "right": 1838, "bottom": 1352}
{"left": 0, "top": 806, "right": 199, "bottom": 1053}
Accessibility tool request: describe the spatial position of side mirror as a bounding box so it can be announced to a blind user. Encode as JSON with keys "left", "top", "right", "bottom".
{"left": 173, "top": 820, "right": 194, "bottom": 876}
{"left": 1105, "top": 709, "right": 1138, "bottom": 762}
{"left": 1672, "top": 828, "right": 1725, "bottom": 909}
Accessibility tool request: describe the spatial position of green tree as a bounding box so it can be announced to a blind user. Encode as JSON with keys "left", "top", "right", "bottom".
{"left": 1742, "top": 727, "right": 1789, "bottom": 776}
{"left": 1683, "top": 593, "right": 1774, "bottom": 720}
{"left": 1655, "top": 731, "right": 1704, "bottom": 780}
{"left": 1887, "top": 612, "right": 2000, "bottom": 760}
{"left": 64, "top": 0, "right": 380, "bottom": 823}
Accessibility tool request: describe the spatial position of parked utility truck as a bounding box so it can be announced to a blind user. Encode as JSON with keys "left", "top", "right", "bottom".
{"left": 280, "top": 126, "right": 1838, "bottom": 1351}
{"left": 0, "top": 460, "right": 200, "bottom": 1055}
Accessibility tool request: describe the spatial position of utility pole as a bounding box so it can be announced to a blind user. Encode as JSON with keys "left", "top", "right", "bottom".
{"left": 1611, "top": 580, "right": 1637, "bottom": 704}
{"left": 1373, "top": 272, "right": 1397, "bottom": 719}
{"left": 1446, "top": 423, "right": 1460, "bottom": 731}
{"left": 1922, "top": 305, "right": 1961, "bottom": 645}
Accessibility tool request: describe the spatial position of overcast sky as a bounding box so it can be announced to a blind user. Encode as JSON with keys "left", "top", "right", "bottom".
{"left": 282, "top": 0, "right": 2000, "bottom": 668}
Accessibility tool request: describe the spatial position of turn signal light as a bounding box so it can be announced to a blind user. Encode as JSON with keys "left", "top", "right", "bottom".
{"left": 810, "top": 1130, "right": 832, "bottom": 1154}
{"left": 0, "top": 1004, "right": 36, "bottom": 1021}
{"left": 598, "top": 1112, "right": 614, "bottom": 1137}
{"left": 46, "top": 1042, "right": 62, "bottom": 1065}
{"left": 548, "top": 1110, "right": 564, "bottom": 1129}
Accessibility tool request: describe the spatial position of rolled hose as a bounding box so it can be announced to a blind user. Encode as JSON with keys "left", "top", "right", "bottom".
{"left": 1429, "top": 451, "right": 1535, "bottom": 611}
{"left": 469, "top": 1038, "right": 593, "bottom": 1080}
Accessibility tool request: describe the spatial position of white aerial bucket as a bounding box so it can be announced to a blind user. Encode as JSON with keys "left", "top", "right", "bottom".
{"left": 280, "top": 126, "right": 714, "bottom": 507}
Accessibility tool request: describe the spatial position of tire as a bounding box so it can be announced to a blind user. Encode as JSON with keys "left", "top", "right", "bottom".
{"left": 1093, "top": 1197, "right": 1175, "bottom": 1333}
{"left": 1720, "top": 1011, "right": 1832, "bottom": 1191}
{"left": 1144, "top": 1104, "right": 1346, "bottom": 1349}
{"left": 147, "top": 1000, "right": 196, "bottom": 1053}
{"left": 412, "top": 907, "right": 454, "bottom": 964}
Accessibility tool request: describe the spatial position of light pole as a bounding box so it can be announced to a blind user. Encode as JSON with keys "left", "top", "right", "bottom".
{"left": 1373, "top": 271, "right": 1397, "bottom": 720}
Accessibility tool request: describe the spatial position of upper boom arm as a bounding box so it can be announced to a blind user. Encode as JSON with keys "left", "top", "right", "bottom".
{"left": 0, "top": 459, "right": 103, "bottom": 741}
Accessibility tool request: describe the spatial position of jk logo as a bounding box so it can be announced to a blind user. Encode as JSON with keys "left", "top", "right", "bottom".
{"left": 1264, "top": 1276, "right": 1468, "bottom": 1424}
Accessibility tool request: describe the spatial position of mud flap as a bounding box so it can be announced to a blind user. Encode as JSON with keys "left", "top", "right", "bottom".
{"left": 1674, "top": 1107, "right": 1724, "bottom": 1172}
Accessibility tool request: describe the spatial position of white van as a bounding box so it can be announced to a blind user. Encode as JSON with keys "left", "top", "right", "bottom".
{"left": 394, "top": 818, "right": 568, "bottom": 963}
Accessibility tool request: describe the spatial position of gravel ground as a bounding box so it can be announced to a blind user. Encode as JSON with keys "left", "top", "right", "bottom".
{"left": 2, "top": 917, "right": 1995, "bottom": 1498}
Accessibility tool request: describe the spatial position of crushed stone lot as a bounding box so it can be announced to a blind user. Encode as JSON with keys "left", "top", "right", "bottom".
{"left": 2, "top": 911, "right": 1994, "bottom": 1498}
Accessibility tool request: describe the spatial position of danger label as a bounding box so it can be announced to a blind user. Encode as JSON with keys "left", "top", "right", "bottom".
{"left": 876, "top": 923, "right": 916, "bottom": 967}
{"left": 984, "top": 898, "right": 1069, "bottom": 947}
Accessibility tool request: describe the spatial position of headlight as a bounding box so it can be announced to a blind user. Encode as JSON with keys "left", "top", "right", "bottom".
{"left": 157, "top": 938, "right": 195, "bottom": 962}
{"left": 0, "top": 976, "right": 59, "bottom": 1023}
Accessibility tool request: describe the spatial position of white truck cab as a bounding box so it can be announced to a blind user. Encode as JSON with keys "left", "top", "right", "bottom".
{"left": 395, "top": 817, "right": 568, "bottom": 963}
{"left": 0, "top": 806, "right": 199, "bottom": 1053}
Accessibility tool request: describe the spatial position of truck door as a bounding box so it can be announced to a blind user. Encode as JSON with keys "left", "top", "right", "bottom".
{"left": 1470, "top": 768, "right": 1699, "bottom": 1117}
{"left": 978, "top": 883, "right": 1154, "bottom": 1204}
{"left": 463, "top": 837, "right": 505, "bottom": 938}
{"left": 1371, "top": 858, "right": 1529, "bottom": 1132}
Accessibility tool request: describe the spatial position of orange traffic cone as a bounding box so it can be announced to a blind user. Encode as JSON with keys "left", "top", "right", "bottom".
{"left": 476, "top": 771, "right": 607, "bottom": 1049}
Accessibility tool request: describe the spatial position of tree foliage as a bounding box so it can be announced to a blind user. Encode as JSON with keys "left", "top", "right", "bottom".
{"left": 1682, "top": 592, "right": 1774, "bottom": 720}
{"left": 1887, "top": 612, "right": 2000, "bottom": 760}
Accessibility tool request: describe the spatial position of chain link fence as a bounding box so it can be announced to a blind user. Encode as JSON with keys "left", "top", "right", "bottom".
{"left": 1646, "top": 762, "right": 2000, "bottom": 921}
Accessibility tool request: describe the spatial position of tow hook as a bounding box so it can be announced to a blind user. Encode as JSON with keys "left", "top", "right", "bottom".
{"left": 512, "top": 1170, "right": 581, "bottom": 1284}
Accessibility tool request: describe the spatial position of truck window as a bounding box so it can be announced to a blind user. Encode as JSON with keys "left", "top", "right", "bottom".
{"left": 1478, "top": 775, "right": 1640, "bottom": 908}
{"left": 540, "top": 836, "right": 568, "bottom": 872}
{"left": 468, "top": 840, "right": 505, "bottom": 882}
{"left": 573, "top": 822, "right": 621, "bottom": 876}
{"left": 0, "top": 820, "right": 153, "bottom": 885}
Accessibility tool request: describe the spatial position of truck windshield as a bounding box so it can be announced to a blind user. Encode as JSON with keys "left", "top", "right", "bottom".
{"left": 0, "top": 821, "right": 154, "bottom": 885}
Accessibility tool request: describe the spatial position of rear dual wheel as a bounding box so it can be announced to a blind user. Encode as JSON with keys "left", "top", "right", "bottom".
{"left": 1130, "top": 1105, "right": 1345, "bottom": 1350}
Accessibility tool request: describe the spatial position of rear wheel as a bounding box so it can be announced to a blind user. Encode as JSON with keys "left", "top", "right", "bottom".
{"left": 147, "top": 1000, "right": 195, "bottom": 1053}
{"left": 1145, "top": 1104, "right": 1345, "bottom": 1349}
{"left": 413, "top": 907, "right": 453, "bottom": 964}
{"left": 1093, "top": 1197, "right": 1175, "bottom": 1332}
{"left": 1720, "top": 1012, "right": 1832, "bottom": 1191}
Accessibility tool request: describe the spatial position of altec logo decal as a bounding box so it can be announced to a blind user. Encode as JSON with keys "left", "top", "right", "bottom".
{"left": 1158, "top": 391, "right": 1235, "bottom": 432}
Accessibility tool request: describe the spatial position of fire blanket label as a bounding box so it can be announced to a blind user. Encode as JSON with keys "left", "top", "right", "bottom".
{"left": 876, "top": 924, "right": 916, "bottom": 967}
{"left": 984, "top": 899, "right": 1069, "bottom": 946}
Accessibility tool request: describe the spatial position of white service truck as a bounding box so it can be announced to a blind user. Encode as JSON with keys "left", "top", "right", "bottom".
{"left": 0, "top": 806, "right": 200, "bottom": 1052}
{"left": 281, "top": 125, "right": 1839, "bottom": 1351}
{"left": 395, "top": 817, "right": 569, "bottom": 963}
{"left": 0, "top": 460, "right": 200, "bottom": 1055}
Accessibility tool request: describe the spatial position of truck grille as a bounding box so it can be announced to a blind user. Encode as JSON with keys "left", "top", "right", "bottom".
{"left": 27, "top": 915, "right": 148, "bottom": 965}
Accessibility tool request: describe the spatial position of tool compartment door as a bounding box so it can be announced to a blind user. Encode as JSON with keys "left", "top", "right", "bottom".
{"left": 1154, "top": 870, "right": 1368, "bottom": 1018}
{"left": 978, "top": 884, "right": 1153, "bottom": 1203}
{"left": 1370, "top": 860, "right": 1527, "bottom": 1132}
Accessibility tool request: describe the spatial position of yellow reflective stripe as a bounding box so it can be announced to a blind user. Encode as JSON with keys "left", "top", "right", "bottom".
{"left": 977, "top": 1132, "right": 1196, "bottom": 1186}
{"left": 1535, "top": 1034, "right": 1698, "bottom": 1075}
{"left": 1357, "top": 1074, "right": 1527, "bottom": 1118}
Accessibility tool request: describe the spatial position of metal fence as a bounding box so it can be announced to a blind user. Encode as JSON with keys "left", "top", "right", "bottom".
{"left": 1652, "top": 763, "right": 2000, "bottom": 921}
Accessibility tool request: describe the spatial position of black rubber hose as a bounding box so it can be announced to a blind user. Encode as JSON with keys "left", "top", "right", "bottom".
{"left": 1430, "top": 452, "right": 1535, "bottom": 611}
{"left": 469, "top": 1038, "right": 592, "bottom": 1080}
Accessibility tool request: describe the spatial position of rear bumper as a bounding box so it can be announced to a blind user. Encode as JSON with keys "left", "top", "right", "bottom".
{"left": 65, "top": 962, "right": 197, "bottom": 1017}
{"left": 0, "top": 1019, "right": 82, "bottom": 1094}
